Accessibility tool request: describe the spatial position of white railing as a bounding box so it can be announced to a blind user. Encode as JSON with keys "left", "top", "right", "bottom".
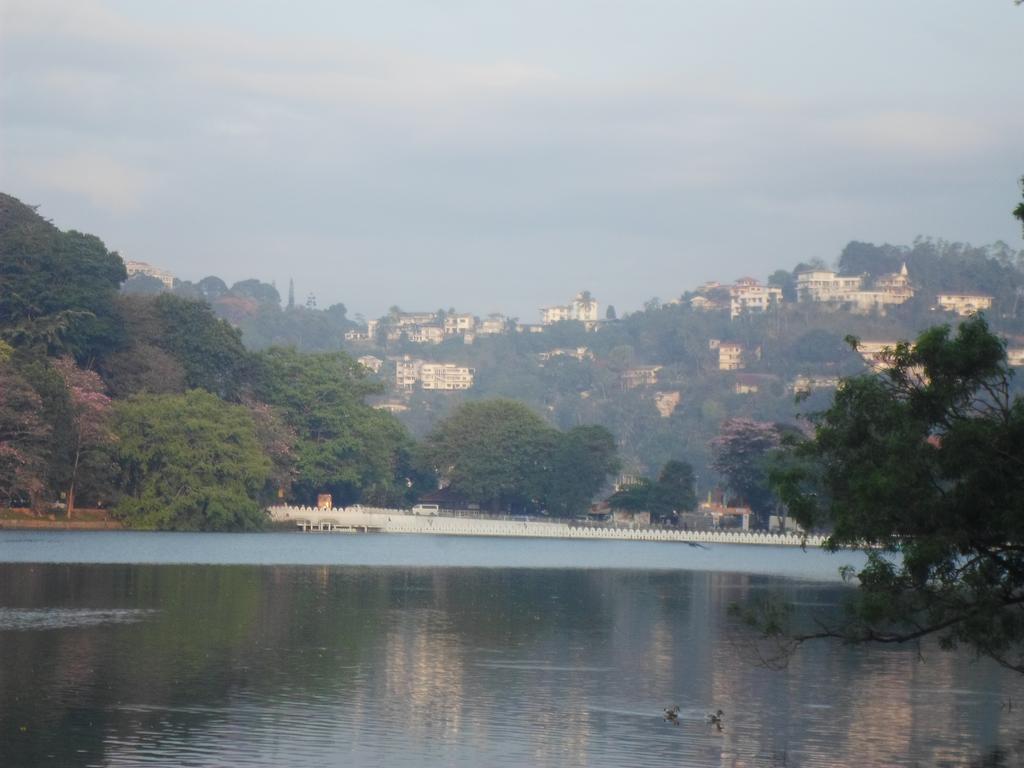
{"left": 266, "top": 506, "right": 825, "bottom": 547}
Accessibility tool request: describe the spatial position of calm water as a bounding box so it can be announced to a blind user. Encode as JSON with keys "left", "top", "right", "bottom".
{"left": 1, "top": 532, "right": 1022, "bottom": 767}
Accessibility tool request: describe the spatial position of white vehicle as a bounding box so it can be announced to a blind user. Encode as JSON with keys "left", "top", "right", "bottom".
{"left": 411, "top": 503, "right": 440, "bottom": 516}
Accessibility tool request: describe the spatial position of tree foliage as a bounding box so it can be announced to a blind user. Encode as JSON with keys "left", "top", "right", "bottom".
{"left": 425, "top": 400, "right": 618, "bottom": 513}
{"left": 0, "top": 363, "right": 51, "bottom": 506}
{"left": 52, "top": 357, "right": 114, "bottom": 516}
{"left": 252, "top": 347, "right": 416, "bottom": 506}
{"left": 0, "top": 194, "right": 126, "bottom": 360}
{"left": 771, "top": 316, "right": 1024, "bottom": 670}
{"left": 112, "top": 390, "right": 271, "bottom": 530}
{"left": 711, "top": 418, "right": 781, "bottom": 518}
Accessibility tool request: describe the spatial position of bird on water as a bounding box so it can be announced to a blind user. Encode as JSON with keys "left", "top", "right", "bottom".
{"left": 663, "top": 705, "right": 681, "bottom": 725}
{"left": 707, "top": 709, "right": 724, "bottom": 732}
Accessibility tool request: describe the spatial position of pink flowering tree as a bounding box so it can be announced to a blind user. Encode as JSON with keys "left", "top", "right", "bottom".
{"left": 53, "top": 357, "right": 113, "bottom": 517}
{"left": 0, "top": 367, "right": 51, "bottom": 509}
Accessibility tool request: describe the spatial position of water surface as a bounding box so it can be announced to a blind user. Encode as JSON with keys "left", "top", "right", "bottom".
{"left": 1, "top": 532, "right": 1020, "bottom": 767}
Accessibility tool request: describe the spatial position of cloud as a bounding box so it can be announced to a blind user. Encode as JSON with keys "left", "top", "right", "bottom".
{"left": 22, "top": 152, "right": 156, "bottom": 213}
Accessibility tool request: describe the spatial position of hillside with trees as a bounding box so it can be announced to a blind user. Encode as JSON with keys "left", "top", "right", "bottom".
{"left": 0, "top": 193, "right": 621, "bottom": 528}
{"left": 5, "top": 186, "right": 1024, "bottom": 528}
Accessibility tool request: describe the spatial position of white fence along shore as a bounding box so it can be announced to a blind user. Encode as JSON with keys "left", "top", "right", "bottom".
{"left": 268, "top": 506, "right": 825, "bottom": 547}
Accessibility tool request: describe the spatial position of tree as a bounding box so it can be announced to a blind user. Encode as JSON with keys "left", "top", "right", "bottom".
{"left": 607, "top": 479, "right": 653, "bottom": 512}
{"left": 112, "top": 390, "right": 272, "bottom": 530}
{"left": 151, "top": 294, "right": 250, "bottom": 399}
{"left": 251, "top": 348, "right": 414, "bottom": 506}
{"left": 1015, "top": 176, "right": 1024, "bottom": 235}
{"left": 711, "top": 418, "right": 781, "bottom": 523}
{"left": 768, "top": 316, "right": 1024, "bottom": 671}
{"left": 121, "top": 274, "right": 167, "bottom": 296}
{"left": 767, "top": 270, "right": 797, "bottom": 303}
{"left": 0, "top": 363, "right": 51, "bottom": 507}
{"left": 424, "top": 400, "right": 559, "bottom": 512}
{"left": 52, "top": 357, "right": 114, "bottom": 517}
{"left": 545, "top": 425, "right": 620, "bottom": 516}
{"left": 0, "top": 194, "right": 126, "bottom": 361}
{"left": 649, "top": 460, "right": 697, "bottom": 519}
{"left": 606, "top": 305, "right": 617, "bottom": 321}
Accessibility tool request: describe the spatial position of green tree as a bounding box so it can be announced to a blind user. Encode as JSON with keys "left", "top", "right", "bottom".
{"left": 151, "top": 294, "right": 250, "bottom": 399}
{"left": 112, "top": 390, "right": 272, "bottom": 530}
{"left": 607, "top": 479, "right": 652, "bottom": 511}
{"left": 424, "top": 400, "right": 559, "bottom": 512}
{"left": 711, "top": 418, "right": 781, "bottom": 523}
{"left": 252, "top": 347, "right": 415, "bottom": 506}
{"left": 769, "top": 316, "right": 1024, "bottom": 670}
{"left": 649, "top": 460, "right": 697, "bottom": 520}
{"left": 0, "top": 194, "right": 126, "bottom": 361}
{"left": 545, "top": 424, "right": 620, "bottom": 516}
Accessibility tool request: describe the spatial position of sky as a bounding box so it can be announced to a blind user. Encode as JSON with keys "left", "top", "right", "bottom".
{"left": 1, "top": 0, "right": 1022, "bottom": 320}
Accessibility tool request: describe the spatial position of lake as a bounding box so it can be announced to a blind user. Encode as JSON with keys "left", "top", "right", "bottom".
{"left": 1, "top": 531, "right": 1021, "bottom": 767}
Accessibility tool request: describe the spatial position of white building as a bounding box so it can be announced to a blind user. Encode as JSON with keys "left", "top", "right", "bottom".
{"left": 420, "top": 363, "right": 475, "bottom": 390}
{"left": 395, "top": 312, "right": 438, "bottom": 327}
{"left": 406, "top": 325, "right": 445, "bottom": 344}
{"left": 539, "top": 305, "right": 573, "bottom": 324}
{"left": 443, "top": 313, "right": 476, "bottom": 336}
{"left": 796, "top": 264, "right": 913, "bottom": 312}
{"left": 935, "top": 293, "right": 994, "bottom": 316}
{"left": 477, "top": 315, "right": 507, "bottom": 335}
{"left": 729, "top": 278, "right": 783, "bottom": 319}
{"left": 718, "top": 342, "right": 745, "bottom": 371}
{"left": 124, "top": 260, "right": 174, "bottom": 289}
{"left": 395, "top": 358, "right": 423, "bottom": 390}
{"left": 540, "top": 292, "right": 599, "bottom": 325}
{"left": 795, "top": 270, "right": 864, "bottom": 302}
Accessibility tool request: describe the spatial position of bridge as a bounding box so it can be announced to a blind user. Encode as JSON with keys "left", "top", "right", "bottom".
{"left": 267, "top": 506, "right": 825, "bottom": 547}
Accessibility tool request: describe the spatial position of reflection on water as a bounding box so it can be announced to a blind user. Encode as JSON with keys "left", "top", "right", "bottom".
{"left": 0, "top": 541, "right": 1021, "bottom": 767}
{"left": 0, "top": 607, "right": 157, "bottom": 631}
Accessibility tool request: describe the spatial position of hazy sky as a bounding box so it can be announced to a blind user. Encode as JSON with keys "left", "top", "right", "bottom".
{"left": 2, "top": 1, "right": 1021, "bottom": 320}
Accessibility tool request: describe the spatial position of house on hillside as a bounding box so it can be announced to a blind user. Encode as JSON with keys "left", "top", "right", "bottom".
{"left": 796, "top": 264, "right": 913, "bottom": 313}
{"left": 718, "top": 342, "right": 745, "bottom": 371}
{"left": 729, "top": 277, "right": 783, "bottom": 319}
{"left": 935, "top": 293, "right": 994, "bottom": 317}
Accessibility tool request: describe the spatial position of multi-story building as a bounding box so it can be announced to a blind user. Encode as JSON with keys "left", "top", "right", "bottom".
{"left": 935, "top": 293, "right": 994, "bottom": 316}
{"left": 407, "top": 326, "right": 444, "bottom": 344}
{"left": 796, "top": 270, "right": 864, "bottom": 302}
{"left": 571, "top": 292, "right": 599, "bottom": 322}
{"left": 796, "top": 264, "right": 913, "bottom": 312}
{"left": 395, "top": 358, "right": 423, "bottom": 390}
{"left": 477, "top": 315, "right": 507, "bottom": 335}
{"left": 539, "top": 305, "right": 573, "bottom": 324}
{"left": 729, "top": 278, "right": 783, "bottom": 319}
{"left": 420, "top": 363, "right": 475, "bottom": 390}
{"left": 443, "top": 313, "right": 476, "bottom": 336}
{"left": 395, "top": 312, "right": 438, "bottom": 327}
{"left": 718, "top": 343, "right": 745, "bottom": 371}
{"left": 124, "top": 260, "right": 174, "bottom": 289}
{"left": 540, "top": 292, "right": 600, "bottom": 325}
{"left": 1008, "top": 348, "right": 1024, "bottom": 367}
